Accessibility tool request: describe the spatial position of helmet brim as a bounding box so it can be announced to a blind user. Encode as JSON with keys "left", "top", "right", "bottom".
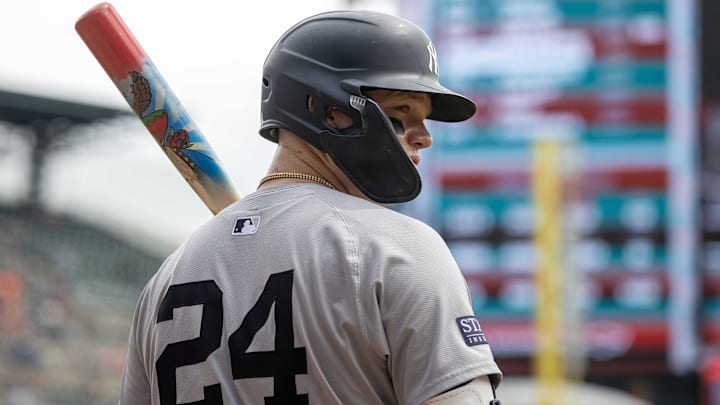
{"left": 351, "top": 76, "right": 477, "bottom": 122}
{"left": 428, "top": 91, "right": 477, "bottom": 122}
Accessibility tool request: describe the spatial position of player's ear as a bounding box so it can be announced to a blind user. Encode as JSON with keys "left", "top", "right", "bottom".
{"left": 308, "top": 94, "right": 352, "bottom": 129}
{"left": 324, "top": 105, "right": 353, "bottom": 129}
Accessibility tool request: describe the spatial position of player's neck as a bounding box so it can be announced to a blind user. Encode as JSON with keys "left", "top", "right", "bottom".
{"left": 259, "top": 131, "right": 376, "bottom": 204}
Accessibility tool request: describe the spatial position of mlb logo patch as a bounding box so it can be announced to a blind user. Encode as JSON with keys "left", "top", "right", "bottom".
{"left": 232, "top": 216, "right": 261, "bottom": 235}
{"left": 456, "top": 316, "right": 488, "bottom": 346}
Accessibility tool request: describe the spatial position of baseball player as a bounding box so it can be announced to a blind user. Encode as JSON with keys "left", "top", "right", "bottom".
{"left": 119, "top": 10, "right": 502, "bottom": 405}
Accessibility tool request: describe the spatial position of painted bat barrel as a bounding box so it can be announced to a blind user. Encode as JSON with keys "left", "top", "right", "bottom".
{"left": 76, "top": 2, "right": 241, "bottom": 214}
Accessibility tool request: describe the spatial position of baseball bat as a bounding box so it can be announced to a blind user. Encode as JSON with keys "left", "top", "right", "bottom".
{"left": 75, "top": 2, "right": 241, "bottom": 214}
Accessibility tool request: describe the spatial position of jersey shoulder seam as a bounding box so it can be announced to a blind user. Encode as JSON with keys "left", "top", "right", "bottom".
{"left": 310, "top": 190, "right": 381, "bottom": 359}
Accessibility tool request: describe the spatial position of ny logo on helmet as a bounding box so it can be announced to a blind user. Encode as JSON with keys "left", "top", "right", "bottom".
{"left": 427, "top": 42, "right": 439, "bottom": 76}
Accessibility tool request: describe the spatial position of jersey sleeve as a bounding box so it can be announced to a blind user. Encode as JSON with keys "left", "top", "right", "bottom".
{"left": 118, "top": 283, "right": 154, "bottom": 404}
{"left": 118, "top": 249, "right": 179, "bottom": 405}
{"left": 358, "top": 219, "right": 502, "bottom": 405}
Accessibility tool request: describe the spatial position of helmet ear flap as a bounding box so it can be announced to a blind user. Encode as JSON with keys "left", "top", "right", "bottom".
{"left": 319, "top": 98, "right": 421, "bottom": 203}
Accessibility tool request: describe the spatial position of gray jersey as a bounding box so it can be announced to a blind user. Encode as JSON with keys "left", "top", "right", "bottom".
{"left": 119, "top": 184, "right": 501, "bottom": 405}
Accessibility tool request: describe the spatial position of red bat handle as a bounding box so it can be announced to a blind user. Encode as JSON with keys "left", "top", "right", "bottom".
{"left": 76, "top": 2, "right": 145, "bottom": 80}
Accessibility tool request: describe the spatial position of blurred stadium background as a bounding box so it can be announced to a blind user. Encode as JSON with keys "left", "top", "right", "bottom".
{"left": 0, "top": 0, "right": 717, "bottom": 403}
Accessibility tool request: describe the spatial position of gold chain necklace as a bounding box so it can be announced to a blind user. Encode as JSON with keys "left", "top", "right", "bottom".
{"left": 258, "top": 172, "right": 337, "bottom": 190}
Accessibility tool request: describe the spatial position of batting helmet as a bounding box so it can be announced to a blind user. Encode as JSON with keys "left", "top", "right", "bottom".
{"left": 259, "top": 10, "right": 476, "bottom": 203}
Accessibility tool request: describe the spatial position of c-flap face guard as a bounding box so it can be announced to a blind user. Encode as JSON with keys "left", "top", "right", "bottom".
{"left": 319, "top": 95, "right": 421, "bottom": 203}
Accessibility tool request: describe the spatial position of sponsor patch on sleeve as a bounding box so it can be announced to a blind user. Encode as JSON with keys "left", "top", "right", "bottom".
{"left": 456, "top": 315, "right": 488, "bottom": 346}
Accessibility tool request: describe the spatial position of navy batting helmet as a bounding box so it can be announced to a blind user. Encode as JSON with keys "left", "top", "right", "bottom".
{"left": 259, "top": 10, "right": 476, "bottom": 203}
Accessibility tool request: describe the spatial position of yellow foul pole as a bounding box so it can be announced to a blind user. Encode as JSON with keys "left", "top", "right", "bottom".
{"left": 533, "top": 140, "right": 565, "bottom": 405}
